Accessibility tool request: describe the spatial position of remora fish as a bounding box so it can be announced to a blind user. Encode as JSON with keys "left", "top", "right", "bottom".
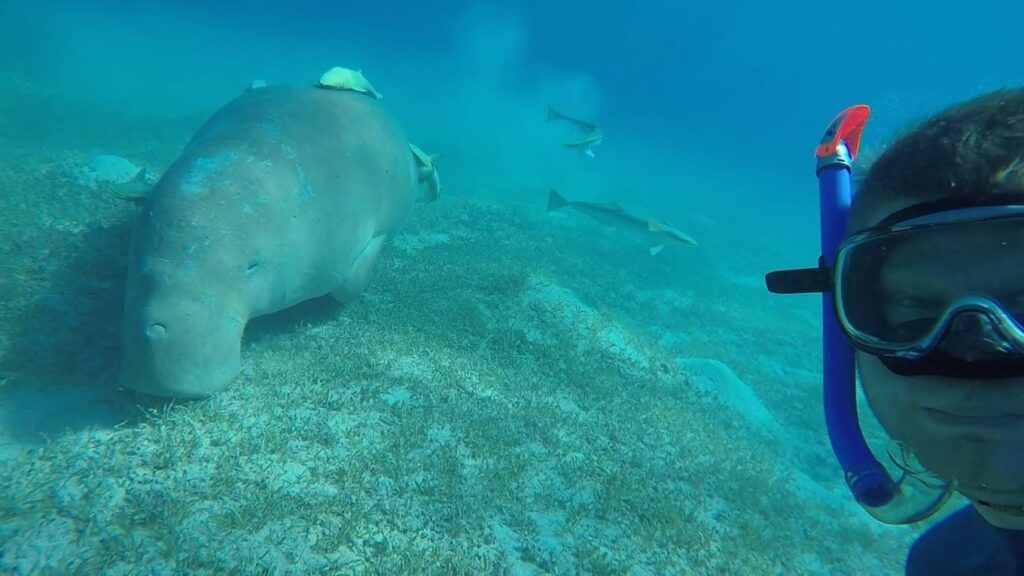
{"left": 409, "top": 143, "right": 441, "bottom": 202}
{"left": 107, "top": 168, "right": 151, "bottom": 204}
{"left": 546, "top": 188, "right": 696, "bottom": 255}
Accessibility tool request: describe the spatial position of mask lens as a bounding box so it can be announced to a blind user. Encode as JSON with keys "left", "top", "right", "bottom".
{"left": 836, "top": 213, "right": 1024, "bottom": 354}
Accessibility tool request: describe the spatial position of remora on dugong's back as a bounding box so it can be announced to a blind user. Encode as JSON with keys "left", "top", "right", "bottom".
{"left": 120, "top": 82, "right": 419, "bottom": 398}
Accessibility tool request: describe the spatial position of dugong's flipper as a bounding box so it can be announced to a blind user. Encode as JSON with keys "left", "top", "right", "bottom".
{"left": 331, "top": 235, "right": 388, "bottom": 304}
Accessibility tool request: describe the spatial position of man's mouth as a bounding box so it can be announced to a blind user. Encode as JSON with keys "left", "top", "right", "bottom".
{"left": 924, "top": 408, "right": 1024, "bottom": 427}
{"left": 975, "top": 499, "right": 1024, "bottom": 517}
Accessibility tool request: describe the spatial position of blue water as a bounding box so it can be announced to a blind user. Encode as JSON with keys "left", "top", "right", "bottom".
{"left": 6, "top": 0, "right": 1021, "bottom": 262}
{"left": 1, "top": 1, "right": 1022, "bottom": 573}
{"left": 7, "top": 2, "right": 1022, "bottom": 168}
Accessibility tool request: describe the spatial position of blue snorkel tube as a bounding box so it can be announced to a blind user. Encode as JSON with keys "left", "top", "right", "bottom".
{"left": 815, "top": 106, "right": 895, "bottom": 509}
{"left": 812, "top": 106, "right": 952, "bottom": 524}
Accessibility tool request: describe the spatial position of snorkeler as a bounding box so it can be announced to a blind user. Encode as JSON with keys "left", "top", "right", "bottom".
{"left": 767, "top": 90, "right": 1024, "bottom": 574}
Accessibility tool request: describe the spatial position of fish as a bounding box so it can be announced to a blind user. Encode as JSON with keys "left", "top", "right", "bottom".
{"left": 317, "top": 66, "right": 382, "bottom": 100}
{"left": 562, "top": 127, "right": 604, "bottom": 158}
{"left": 547, "top": 103, "right": 598, "bottom": 132}
{"left": 547, "top": 104, "right": 603, "bottom": 157}
{"left": 107, "top": 168, "right": 151, "bottom": 204}
{"left": 546, "top": 188, "right": 697, "bottom": 255}
{"left": 409, "top": 143, "right": 441, "bottom": 202}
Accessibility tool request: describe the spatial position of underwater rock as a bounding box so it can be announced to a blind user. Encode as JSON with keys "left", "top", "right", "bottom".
{"left": 73, "top": 154, "right": 144, "bottom": 189}
{"left": 675, "top": 357, "right": 781, "bottom": 436}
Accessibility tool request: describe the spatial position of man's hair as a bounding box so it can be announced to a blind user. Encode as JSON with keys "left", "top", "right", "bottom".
{"left": 849, "top": 89, "right": 1024, "bottom": 231}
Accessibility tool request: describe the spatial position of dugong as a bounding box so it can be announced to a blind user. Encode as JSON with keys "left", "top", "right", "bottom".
{"left": 120, "top": 85, "right": 419, "bottom": 398}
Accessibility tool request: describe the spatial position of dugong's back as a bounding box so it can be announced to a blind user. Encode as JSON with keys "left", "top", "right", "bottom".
{"left": 150, "top": 86, "right": 417, "bottom": 264}
{"left": 121, "top": 86, "right": 419, "bottom": 398}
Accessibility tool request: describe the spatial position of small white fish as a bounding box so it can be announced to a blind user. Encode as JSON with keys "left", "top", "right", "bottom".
{"left": 108, "top": 168, "right": 152, "bottom": 203}
{"left": 409, "top": 143, "right": 441, "bottom": 202}
{"left": 317, "top": 67, "right": 382, "bottom": 99}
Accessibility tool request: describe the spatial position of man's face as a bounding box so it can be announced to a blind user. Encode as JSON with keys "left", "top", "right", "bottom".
{"left": 857, "top": 200, "right": 1024, "bottom": 525}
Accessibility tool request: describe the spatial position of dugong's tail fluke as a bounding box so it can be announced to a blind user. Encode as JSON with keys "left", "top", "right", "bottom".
{"left": 547, "top": 188, "right": 570, "bottom": 212}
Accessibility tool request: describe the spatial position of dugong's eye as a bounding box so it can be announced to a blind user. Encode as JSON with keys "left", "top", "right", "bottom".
{"left": 246, "top": 260, "right": 262, "bottom": 275}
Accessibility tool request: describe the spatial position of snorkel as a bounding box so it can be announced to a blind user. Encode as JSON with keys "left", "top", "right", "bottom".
{"left": 767, "top": 106, "right": 952, "bottom": 524}
{"left": 814, "top": 106, "right": 897, "bottom": 511}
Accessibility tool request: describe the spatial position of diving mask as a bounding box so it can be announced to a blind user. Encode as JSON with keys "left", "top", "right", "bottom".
{"left": 769, "top": 195, "right": 1024, "bottom": 377}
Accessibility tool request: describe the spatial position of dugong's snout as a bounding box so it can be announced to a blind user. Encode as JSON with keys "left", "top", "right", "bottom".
{"left": 120, "top": 296, "right": 246, "bottom": 399}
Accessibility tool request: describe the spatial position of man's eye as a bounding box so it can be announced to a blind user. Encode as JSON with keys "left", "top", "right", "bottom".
{"left": 891, "top": 294, "right": 937, "bottom": 310}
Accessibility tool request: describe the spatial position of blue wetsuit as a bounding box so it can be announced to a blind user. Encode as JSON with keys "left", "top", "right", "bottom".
{"left": 906, "top": 505, "right": 1024, "bottom": 575}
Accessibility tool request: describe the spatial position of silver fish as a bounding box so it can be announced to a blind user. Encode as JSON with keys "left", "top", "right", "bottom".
{"left": 547, "top": 103, "right": 598, "bottom": 132}
{"left": 562, "top": 127, "right": 603, "bottom": 158}
{"left": 546, "top": 189, "right": 696, "bottom": 255}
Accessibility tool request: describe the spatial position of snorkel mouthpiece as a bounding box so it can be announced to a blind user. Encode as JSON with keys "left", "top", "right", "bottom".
{"left": 847, "top": 464, "right": 896, "bottom": 508}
